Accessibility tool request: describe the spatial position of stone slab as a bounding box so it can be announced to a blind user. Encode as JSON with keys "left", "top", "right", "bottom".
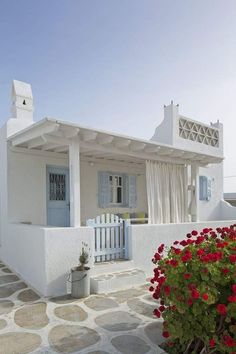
{"left": 95, "top": 311, "right": 141, "bottom": 331}
{"left": 54, "top": 304, "right": 88, "bottom": 322}
{"left": 49, "top": 325, "right": 100, "bottom": 353}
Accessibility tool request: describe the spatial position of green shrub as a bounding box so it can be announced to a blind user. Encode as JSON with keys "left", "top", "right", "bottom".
{"left": 150, "top": 226, "right": 236, "bottom": 354}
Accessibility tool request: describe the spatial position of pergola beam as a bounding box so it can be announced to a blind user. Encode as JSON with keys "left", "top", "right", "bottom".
{"left": 11, "top": 122, "right": 59, "bottom": 146}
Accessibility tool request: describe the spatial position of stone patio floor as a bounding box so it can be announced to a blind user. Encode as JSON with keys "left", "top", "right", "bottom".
{"left": 0, "top": 260, "right": 166, "bottom": 354}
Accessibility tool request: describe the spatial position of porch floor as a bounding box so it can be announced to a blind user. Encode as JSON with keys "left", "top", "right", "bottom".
{"left": 0, "top": 260, "right": 166, "bottom": 354}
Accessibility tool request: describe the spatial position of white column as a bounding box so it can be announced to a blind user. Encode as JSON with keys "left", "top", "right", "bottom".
{"left": 69, "top": 137, "right": 81, "bottom": 227}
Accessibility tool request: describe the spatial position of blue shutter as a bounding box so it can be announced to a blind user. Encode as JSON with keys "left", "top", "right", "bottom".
{"left": 123, "top": 175, "right": 129, "bottom": 206}
{"left": 98, "top": 172, "right": 110, "bottom": 208}
{"left": 199, "top": 176, "right": 209, "bottom": 201}
{"left": 128, "top": 175, "right": 137, "bottom": 208}
{"left": 207, "top": 178, "right": 212, "bottom": 200}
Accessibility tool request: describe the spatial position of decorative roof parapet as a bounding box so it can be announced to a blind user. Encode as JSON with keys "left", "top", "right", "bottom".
{"left": 151, "top": 101, "right": 223, "bottom": 159}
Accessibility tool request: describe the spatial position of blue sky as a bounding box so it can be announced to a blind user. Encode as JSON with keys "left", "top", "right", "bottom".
{"left": 1, "top": 0, "right": 236, "bottom": 176}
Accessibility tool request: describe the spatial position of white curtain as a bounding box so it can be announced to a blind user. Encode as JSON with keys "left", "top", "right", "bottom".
{"left": 146, "top": 161, "right": 188, "bottom": 224}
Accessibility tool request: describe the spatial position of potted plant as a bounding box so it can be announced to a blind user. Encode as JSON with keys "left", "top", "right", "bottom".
{"left": 71, "top": 242, "right": 91, "bottom": 298}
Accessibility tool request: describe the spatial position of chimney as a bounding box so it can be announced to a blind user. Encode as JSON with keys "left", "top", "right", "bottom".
{"left": 11, "top": 80, "right": 34, "bottom": 122}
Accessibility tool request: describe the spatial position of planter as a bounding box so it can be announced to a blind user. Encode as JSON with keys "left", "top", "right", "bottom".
{"left": 70, "top": 266, "right": 90, "bottom": 299}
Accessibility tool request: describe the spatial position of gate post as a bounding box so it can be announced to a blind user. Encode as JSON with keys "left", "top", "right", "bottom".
{"left": 124, "top": 219, "right": 130, "bottom": 259}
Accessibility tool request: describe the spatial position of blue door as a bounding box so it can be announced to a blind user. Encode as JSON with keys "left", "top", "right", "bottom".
{"left": 47, "top": 166, "right": 70, "bottom": 227}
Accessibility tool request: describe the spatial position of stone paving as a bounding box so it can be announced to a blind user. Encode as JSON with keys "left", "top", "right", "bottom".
{"left": 0, "top": 260, "right": 166, "bottom": 354}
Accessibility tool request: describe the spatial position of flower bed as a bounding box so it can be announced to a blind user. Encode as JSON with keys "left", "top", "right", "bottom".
{"left": 150, "top": 225, "right": 236, "bottom": 354}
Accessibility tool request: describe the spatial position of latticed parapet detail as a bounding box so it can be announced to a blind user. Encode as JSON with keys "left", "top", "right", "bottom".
{"left": 179, "top": 117, "right": 219, "bottom": 147}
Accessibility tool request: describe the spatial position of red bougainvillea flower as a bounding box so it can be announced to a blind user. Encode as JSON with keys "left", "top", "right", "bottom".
{"left": 159, "top": 305, "right": 165, "bottom": 312}
{"left": 181, "top": 250, "right": 192, "bottom": 262}
{"left": 149, "top": 286, "right": 154, "bottom": 292}
{"left": 169, "top": 259, "right": 178, "bottom": 267}
{"left": 217, "top": 241, "right": 228, "bottom": 248}
{"left": 229, "top": 254, "right": 236, "bottom": 263}
{"left": 223, "top": 335, "right": 235, "bottom": 347}
{"left": 232, "top": 284, "right": 236, "bottom": 294}
{"left": 183, "top": 273, "right": 192, "bottom": 279}
{"left": 187, "top": 298, "right": 193, "bottom": 306}
{"left": 209, "top": 338, "right": 215, "bottom": 347}
{"left": 216, "top": 304, "right": 227, "bottom": 315}
{"left": 202, "top": 293, "right": 209, "bottom": 301}
{"left": 203, "top": 228, "right": 210, "bottom": 234}
{"left": 172, "top": 247, "right": 181, "bottom": 255}
{"left": 167, "top": 341, "right": 174, "bottom": 347}
{"left": 195, "top": 236, "right": 205, "bottom": 244}
{"left": 158, "top": 276, "right": 166, "bottom": 285}
{"left": 222, "top": 268, "right": 230, "bottom": 274}
{"left": 197, "top": 248, "right": 205, "bottom": 256}
{"left": 191, "top": 289, "right": 200, "bottom": 299}
{"left": 191, "top": 230, "right": 198, "bottom": 236}
{"left": 153, "top": 309, "right": 161, "bottom": 318}
{"left": 163, "top": 285, "right": 171, "bottom": 296}
{"left": 154, "top": 253, "right": 161, "bottom": 261}
{"left": 158, "top": 244, "right": 165, "bottom": 254}
{"left": 228, "top": 295, "right": 236, "bottom": 303}
{"left": 162, "top": 331, "right": 170, "bottom": 338}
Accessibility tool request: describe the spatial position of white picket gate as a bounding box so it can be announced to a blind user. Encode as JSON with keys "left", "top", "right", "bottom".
{"left": 86, "top": 214, "right": 129, "bottom": 263}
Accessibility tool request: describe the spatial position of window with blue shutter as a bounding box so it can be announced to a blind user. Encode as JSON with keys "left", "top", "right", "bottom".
{"left": 199, "top": 176, "right": 211, "bottom": 201}
{"left": 98, "top": 172, "right": 137, "bottom": 208}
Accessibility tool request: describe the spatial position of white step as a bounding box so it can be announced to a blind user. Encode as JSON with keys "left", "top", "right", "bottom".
{"left": 90, "top": 260, "right": 135, "bottom": 276}
{"left": 90, "top": 268, "right": 146, "bottom": 294}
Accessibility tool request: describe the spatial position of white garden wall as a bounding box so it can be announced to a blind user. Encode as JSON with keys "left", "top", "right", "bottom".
{"left": 220, "top": 199, "right": 236, "bottom": 220}
{"left": 128, "top": 220, "right": 236, "bottom": 276}
{"left": 1, "top": 223, "right": 94, "bottom": 296}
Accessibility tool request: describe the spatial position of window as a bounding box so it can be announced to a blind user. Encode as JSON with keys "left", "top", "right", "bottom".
{"left": 109, "top": 175, "right": 123, "bottom": 204}
{"left": 98, "top": 172, "right": 137, "bottom": 208}
{"left": 49, "top": 173, "right": 66, "bottom": 201}
{"left": 199, "top": 176, "right": 211, "bottom": 201}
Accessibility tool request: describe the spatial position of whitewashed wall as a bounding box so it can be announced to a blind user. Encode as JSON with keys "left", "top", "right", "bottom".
{"left": 128, "top": 220, "right": 236, "bottom": 276}
{"left": 8, "top": 148, "right": 68, "bottom": 225}
{"left": 220, "top": 199, "right": 236, "bottom": 220}
{"left": 1, "top": 223, "right": 94, "bottom": 296}
{"left": 7, "top": 147, "right": 147, "bottom": 226}
{"left": 197, "top": 162, "right": 224, "bottom": 221}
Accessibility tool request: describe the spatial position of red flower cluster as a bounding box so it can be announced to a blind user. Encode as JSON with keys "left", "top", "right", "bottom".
{"left": 216, "top": 304, "right": 227, "bottom": 315}
{"left": 150, "top": 225, "right": 236, "bottom": 351}
{"left": 181, "top": 250, "right": 192, "bottom": 262}
{"left": 223, "top": 335, "right": 236, "bottom": 348}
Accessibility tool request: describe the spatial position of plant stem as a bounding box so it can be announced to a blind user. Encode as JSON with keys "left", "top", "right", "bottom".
{"left": 193, "top": 339, "right": 202, "bottom": 353}
{"left": 199, "top": 346, "right": 206, "bottom": 354}
{"left": 183, "top": 339, "right": 193, "bottom": 354}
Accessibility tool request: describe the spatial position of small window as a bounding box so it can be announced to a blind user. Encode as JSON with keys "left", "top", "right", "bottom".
{"left": 49, "top": 173, "right": 66, "bottom": 201}
{"left": 98, "top": 172, "right": 137, "bottom": 208}
{"left": 199, "top": 176, "right": 211, "bottom": 201}
{"left": 109, "top": 174, "right": 123, "bottom": 204}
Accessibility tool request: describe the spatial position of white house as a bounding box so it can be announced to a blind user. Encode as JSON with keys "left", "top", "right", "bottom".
{"left": 0, "top": 80, "right": 235, "bottom": 296}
